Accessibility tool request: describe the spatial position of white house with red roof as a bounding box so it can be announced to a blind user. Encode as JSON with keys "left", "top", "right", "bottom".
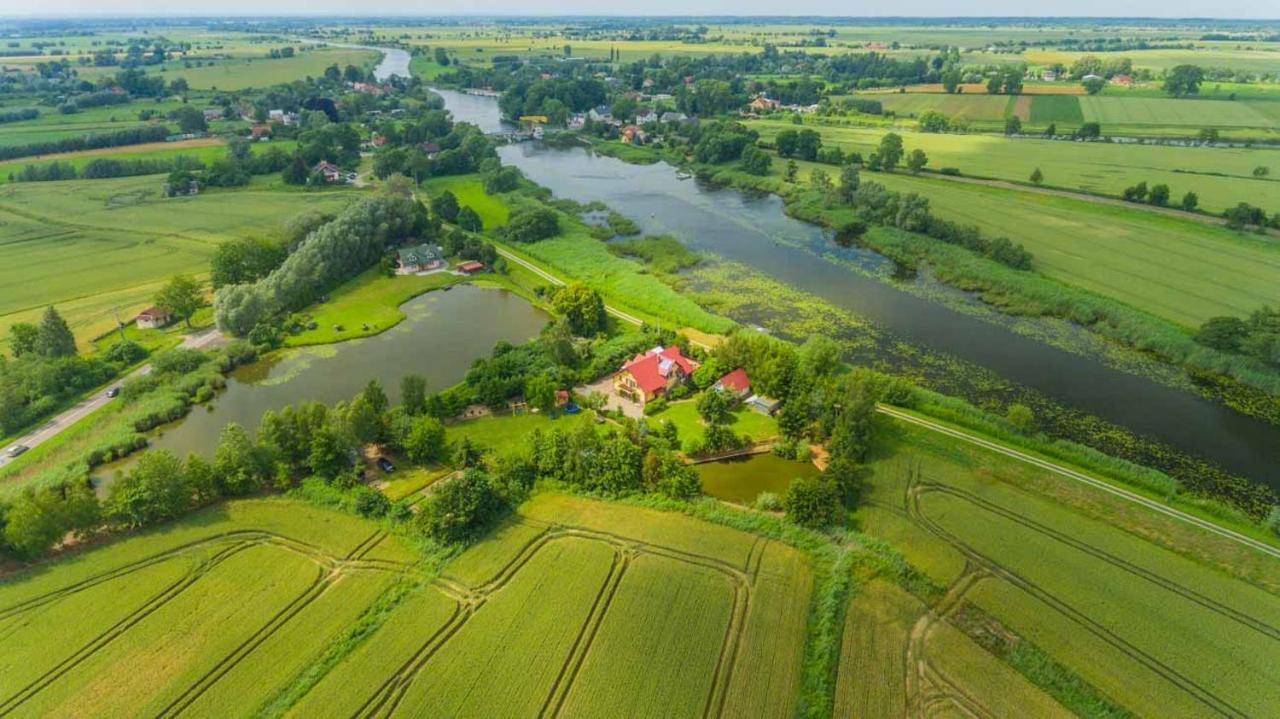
{"left": 713, "top": 368, "right": 752, "bottom": 399}
{"left": 613, "top": 346, "right": 700, "bottom": 405}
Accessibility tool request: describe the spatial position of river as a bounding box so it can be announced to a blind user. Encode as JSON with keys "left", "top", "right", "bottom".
{"left": 431, "top": 86, "right": 1280, "bottom": 488}
{"left": 98, "top": 286, "right": 546, "bottom": 479}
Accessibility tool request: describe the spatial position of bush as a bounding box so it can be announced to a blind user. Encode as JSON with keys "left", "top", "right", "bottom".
{"left": 783, "top": 476, "right": 843, "bottom": 528}
{"left": 418, "top": 468, "right": 505, "bottom": 544}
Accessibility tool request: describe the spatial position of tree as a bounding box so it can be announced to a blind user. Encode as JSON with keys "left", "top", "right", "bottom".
{"left": 9, "top": 322, "right": 38, "bottom": 357}
{"left": 783, "top": 476, "right": 842, "bottom": 528}
{"left": 918, "top": 111, "right": 950, "bottom": 133}
{"left": 1044, "top": 123, "right": 1056, "bottom": 137}
{"left": 34, "top": 306, "right": 76, "bottom": 358}
{"left": 1254, "top": 166, "right": 1271, "bottom": 178}
{"left": 1195, "top": 316, "right": 1249, "bottom": 352}
{"left": 213, "top": 423, "right": 265, "bottom": 495}
{"left": 740, "top": 145, "right": 772, "bottom": 176}
{"left": 785, "top": 160, "right": 798, "bottom": 182}
{"left": 1163, "top": 64, "right": 1204, "bottom": 97}
{"left": 1081, "top": 77, "right": 1105, "bottom": 95}
{"left": 833, "top": 219, "right": 868, "bottom": 247}
{"left": 346, "top": 395, "right": 385, "bottom": 446}
{"left": 418, "top": 468, "right": 503, "bottom": 543}
{"left": 434, "top": 47, "right": 450, "bottom": 66}
{"left": 169, "top": 105, "right": 207, "bottom": 134}
{"left": 401, "top": 373, "right": 427, "bottom": 415}
{"left": 456, "top": 206, "right": 482, "bottom": 232}
{"left": 877, "top": 133, "right": 904, "bottom": 172}
{"left": 1122, "top": 181, "right": 1148, "bottom": 202}
{"left": 1029, "top": 167, "right": 1044, "bottom": 185}
{"left": 1197, "top": 128, "right": 1220, "bottom": 144}
{"left": 105, "top": 449, "right": 191, "bottom": 528}
{"left": 503, "top": 206, "right": 559, "bottom": 243}
{"left": 404, "top": 415, "right": 446, "bottom": 464}
{"left": 523, "top": 374, "right": 558, "bottom": 414}
{"left": 281, "top": 156, "right": 309, "bottom": 185}
{"left": 155, "top": 274, "right": 204, "bottom": 327}
{"left": 2, "top": 483, "right": 99, "bottom": 559}
{"left": 551, "top": 283, "right": 606, "bottom": 336}
{"left": 1076, "top": 122, "right": 1101, "bottom": 139}
{"left": 1148, "top": 183, "right": 1170, "bottom": 207}
{"left": 1004, "top": 115, "right": 1022, "bottom": 135}
{"left": 838, "top": 163, "right": 861, "bottom": 204}
{"left": 696, "top": 389, "right": 733, "bottom": 426}
{"left": 431, "top": 190, "right": 459, "bottom": 223}
{"left": 906, "top": 148, "right": 928, "bottom": 174}
{"left": 1180, "top": 191, "right": 1199, "bottom": 212}
{"left": 452, "top": 436, "right": 483, "bottom": 469}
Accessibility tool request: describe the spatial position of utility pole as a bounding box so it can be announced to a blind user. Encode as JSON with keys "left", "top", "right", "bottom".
{"left": 112, "top": 306, "right": 127, "bottom": 343}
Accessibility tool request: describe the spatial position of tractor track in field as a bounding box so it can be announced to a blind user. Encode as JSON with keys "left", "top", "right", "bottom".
{"left": 0, "top": 530, "right": 411, "bottom": 717}
{"left": 355, "top": 520, "right": 757, "bottom": 719}
{"left": 904, "top": 467, "right": 1250, "bottom": 719}
{"left": 159, "top": 532, "right": 393, "bottom": 718}
{"left": 904, "top": 558, "right": 993, "bottom": 719}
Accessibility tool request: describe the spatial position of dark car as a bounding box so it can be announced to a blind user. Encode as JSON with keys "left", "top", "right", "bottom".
{"left": 106, "top": 386, "right": 120, "bottom": 399}
{"left": 376, "top": 457, "right": 395, "bottom": 473}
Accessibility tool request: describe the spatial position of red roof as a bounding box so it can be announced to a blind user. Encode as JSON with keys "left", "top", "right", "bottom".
{"left": 457, "top": 261, "right": 485, "bottom": 272}
{"left": 717, "top": 368, "right": 751, "bottom": 394}
{"left": 619, "top": 346, "right": 697, "bottom": 396}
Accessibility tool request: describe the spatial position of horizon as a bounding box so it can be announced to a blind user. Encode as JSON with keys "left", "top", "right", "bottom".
{"left": 3, "top": 10, "right": 1280, "bottom": 21}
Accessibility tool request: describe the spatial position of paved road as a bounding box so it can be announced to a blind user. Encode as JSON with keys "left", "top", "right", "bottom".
{"left": 0, "top": 327, "right": 226, "bottom": 467}
{"left": 878, "top": 404, "right": 1280, "bottom": 561}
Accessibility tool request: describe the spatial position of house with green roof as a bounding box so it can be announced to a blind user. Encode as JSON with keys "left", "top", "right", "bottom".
{"left": 397, "top": 243, "right": 446, "bottom": 273}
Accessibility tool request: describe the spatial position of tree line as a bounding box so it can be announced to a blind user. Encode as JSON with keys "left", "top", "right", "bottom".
{"left": 0, "top": 125, "right": 171, "bottom": 162}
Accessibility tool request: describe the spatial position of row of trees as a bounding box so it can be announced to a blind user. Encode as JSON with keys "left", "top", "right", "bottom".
{"left": 0, "top": 124, "right": 170, "bottom": 162}
{"left": 1196, "top": 307, "right": 1280, "bottom": 367}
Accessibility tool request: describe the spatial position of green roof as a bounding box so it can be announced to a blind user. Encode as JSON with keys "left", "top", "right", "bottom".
{"left": 397, "top": 243, "right": 444, "bottom": 266}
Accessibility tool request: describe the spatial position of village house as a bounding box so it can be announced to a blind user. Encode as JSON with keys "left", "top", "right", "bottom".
{"left": 635, "top": 108, "right": 658, "bottom": 125}
{"left": 1081, "top": 73, "right": 1103, "bottom": 82}
{"left": 588, "top": 105, "right": 613, "bottom": 123}
{"left": 313, "top": 160, "right": 343, "bottom": 183}
{"left": 202, "top": 107, "right": 224, "bottom": 121}
{"left": 250, "top": 123, "right": 271, "bottom": 139}
{"left": 352, "top": 82, "right": 385, "bottom": 95}
{"left": 713, "top": 368, "right": 752, "bottom": 400}
{"left": 135, "top": 306, "right": 172, "bottom": 330}
{"left": 1110, "top": 74, "right": 1133, "bottom": 87}
{"left": 567, "top": 113, "right": 586, "bottom": 130}
{"left": 749, "top": 95, "right": 780, "bottom": 112}
{"left": 1040, "top": 69, "right": 1057, "bottom": 81}
{"left": 620, "top": 125, "right": 646, "bottom": 145}
{"left": 613, "top": 346, "right": 699, "bottom": 405}
{"left": 283, "top": 112, "right": 302, "bottom": 127}
{"left": 397, "top": 244, "right": 445, "bottom": 273}
{"left": 660, "top": 111, "right": 689, "bottom": 125}
{"left": 268, "top": 109, "right": 286, "bottom": 123}
{"left": 457, "top": 260, "right": 487, "bottom": 275}
{"left": 419, "top": 141, "right": 442, "bottom": 158}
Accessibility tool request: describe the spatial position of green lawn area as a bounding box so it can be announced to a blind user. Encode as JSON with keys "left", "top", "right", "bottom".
{"left": 749, "top": 118, "right": 1280, "bottom": 213}
{"left": 0, "top": 174, "right": 360, "bottom": 349}
{"left": 422, "top": 175, "right": 510, "bottom": 228}
{"left": 650, "top": 399, "right": 779, "bottom": 448}
{"left": 283, "top": 269, "right": 464, "bottom": 347}
{"left": 447, "top": 410, "right": 596, "bottom": 451}
{"left": 379, "top": 464, "right": 453, "bottom": 501}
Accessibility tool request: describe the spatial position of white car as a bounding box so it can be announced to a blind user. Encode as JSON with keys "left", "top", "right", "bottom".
{"left": 5, "top": 444, "right": 29, "bottom": 458}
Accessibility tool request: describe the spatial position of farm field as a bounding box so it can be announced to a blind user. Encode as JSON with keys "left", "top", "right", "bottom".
{"left": 870, "top": 93, "right": 1012, "bottom": 122}
{"left": 1079, "top": 95, "right": 1280, "bottom": 129}
{"left": 853, "top": 417, "right": 1280, "bottom": 718}
{"left": 752, "top": 119, "right": 1280, "bottom": 214}
{"left": 0, "top": 492, "right": 815, "bottom": 717}
{"left": 0, "top": 175, "right": 360, "bottom": 348}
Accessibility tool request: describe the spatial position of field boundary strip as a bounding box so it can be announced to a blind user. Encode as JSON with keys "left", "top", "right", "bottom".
{"left": 904, "top": 468, "right": 1248, "bottom": 719}
{"left": 878, "top": 405, "right": 1280, "bottom": 561}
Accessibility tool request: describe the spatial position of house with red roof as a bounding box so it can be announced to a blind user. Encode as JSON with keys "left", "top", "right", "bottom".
{"left": 713, "top": 368, "right": 752, "bottom": 399}
{"left": 613, "top": 346, "right": 700, "bottom": 405}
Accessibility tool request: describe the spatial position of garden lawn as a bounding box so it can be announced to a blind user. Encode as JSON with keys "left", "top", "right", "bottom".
{"left": 649, "top": 399, "right": 779, "bottom": 446}
{"left": 447, "top": 410, "right": 595, "bottom": 451}
{"left": 284, "top": 269, "right": 463, "bottom": 347}
{"left": 422, "top": 174, "right": 510, "bottom": 228}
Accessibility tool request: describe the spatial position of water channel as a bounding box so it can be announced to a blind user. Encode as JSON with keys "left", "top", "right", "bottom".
{"left": 430, "top": 86, "right": 1280, "bottom": 488}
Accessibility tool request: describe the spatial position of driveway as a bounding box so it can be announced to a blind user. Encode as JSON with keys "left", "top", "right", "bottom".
{"left": 579, "top": 377, "right": 644, "bottom": 419}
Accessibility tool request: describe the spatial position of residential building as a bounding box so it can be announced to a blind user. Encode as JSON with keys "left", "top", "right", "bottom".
{"left": 567, "top": 113, "right": 586, "bottom": 130}
{"left": 713, "top": 368, "right": 752, "bottom": 399}
{"left": 457, "top": 260, "right": 487, "bottom": 274}
{"left": 1040, "top": 69, "right": 1057, "bottom": 81}
{"left": 1110, "top": 74, "right": 1133, "bottom": 87}
{"left": 313, "top": 160, "right": 343, "bottom": 183}
{"left": 588, "top": 106, "right": 613, "bottom": 123}
{"left": 620, "top": 125, "right": 646, "bottom": 145}
{"left": 660, "top": 111, "right": 689, "bottom": 124}
{"left": 250, "top": 123, "right": 271, "bottom": 139}
{"left": 397, "top": 243, "right": 446, "bottom": 273}
{"left": 268, "top": 109, "right": 285, "bottom": 123}
{"left": 635, "top": 108, "right": 658, "bottom": 125}
{"left": 613, "top": 346, "right": 699, "bottom": 405}
{"left": 135, "top": 306, "right": 172, "bottom": 329}
{"left": 749, "top": 95, "right": 780, "bottom": 112}
{"left": 202, "top": 107, "right": 224, "bottom": 121}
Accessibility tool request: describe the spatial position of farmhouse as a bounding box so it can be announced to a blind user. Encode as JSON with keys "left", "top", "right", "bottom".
{"left": 1040, "top": 69, "right": 1057, "bottom": 81}
{"left": 135, "top": 306, "right": 172, "bottom": 329}
{"left": 397, "top": 243, "right": 445, "bottom": 273}
{"left": 1110, "top": 74, "right": 1133, "bottom": 87}
{"left": 749, "top": 95, "right": 780, "bottom": 111}
{"left": 713, "top": 368, "right": 752, "bottom": 399}
{"left": 614, "top": 345, "right": 699, "bottom": 405}
{"left": 250, "top": 123, "right": 271, "bottom": 139}
{"left": 313, "top": 160, "right": 343, "bottom": 183}
{"left": 202, "top": 107, "right": 224, "bottom": 121}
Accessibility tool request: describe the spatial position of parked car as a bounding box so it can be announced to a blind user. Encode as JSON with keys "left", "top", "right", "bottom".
{"left": 5, "top": 444, "right": 29, "bottom": 459}
{"left": 376, "top": 457, "right": 395, "bottom": 473}
{"left": 106, "top": 386, "right": 120, "bottom": 398}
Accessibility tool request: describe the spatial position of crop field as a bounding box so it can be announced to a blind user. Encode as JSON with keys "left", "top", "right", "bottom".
{"left": 871, "top": 93, "right": 1012, "bottom": 122}
{"left": 141, "top": 48, "right": 380, "bottom": 91}
{"left": 1078, "top": 96, "right": 1280, "bottom": 129}
{"left": 863, "top": 170, "right": 1280, "bottom": 326}
{"left": 0, "top": 175, "right": 360, "bottom": 347}
{"left": 853, "top": 417, "right": 1280, "bottom": 718}
{"left": 1028, "top": 95, "right": 1084, "bottom": 124}
{"left": 0, "top": 493, "right": 815, "bottom": 717}
{"left": 756, "top": 119, "right": 1280, "bottom": 214}
{"left": 1023, "top": 47, "right": 1280, "bottom": 74}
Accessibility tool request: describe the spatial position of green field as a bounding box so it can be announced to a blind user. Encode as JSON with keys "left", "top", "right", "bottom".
{"left": 1079, "top": 96, "right": 1280, "bottom": 129}
{"left": 754, "top": 119, "right": 1280, "bottom": 215}
{"left": 1029, "top": 95, "right": 1085, "bottom": 124}
{"left": 284, "top": 269, "right": 464, "bottom": 347}
{"left": 0, "top": 174, "right": 360, "bottom": 347}
{"left": 650, "top": 399, "right": 779, "bottom": 448}
{"left": 873, "top": 93, "right": 1013, "bottom": 122}
{"left": 0, "top": 493, "right": 814, "bottom": 717}
{"left": 851, "top": 416, "right": 1280, "bottom": 718}
{"left": 422, "top": 175, "right": 511, "bottom": 228}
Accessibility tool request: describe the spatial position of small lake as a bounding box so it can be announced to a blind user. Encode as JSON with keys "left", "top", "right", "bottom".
{"left": 698, "top": 453, "right": 821, "bottom": 504}
{"left": 428, "top": 87, "right": 1280, "bottom": 488}
{"left": 101, "top": 286, "right": 546, "bottom": 476}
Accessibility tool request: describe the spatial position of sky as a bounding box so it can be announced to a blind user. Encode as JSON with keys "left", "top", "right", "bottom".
{"left": 5, "top": 1, "right": 1279, "bottom": 19}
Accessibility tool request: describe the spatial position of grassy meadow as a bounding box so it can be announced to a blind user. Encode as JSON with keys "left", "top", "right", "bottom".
{"left": 0, "top": 493, "right": 815, "bottom": 718}
{"left": 750, "top": 118, "right": 1280, "bottom": 214}
{"left": 0, "top": 174, "right": 360, "bottom": 348}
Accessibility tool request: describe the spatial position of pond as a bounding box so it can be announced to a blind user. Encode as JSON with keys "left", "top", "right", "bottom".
{"left": 97, "top": 286, "right": 547, "bottom": 481}
{"left": 432, "top": 88, "right": 1280, "bottom": 489}
{"left": 697, "top": 453, "right": 822, "bottom": 505}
